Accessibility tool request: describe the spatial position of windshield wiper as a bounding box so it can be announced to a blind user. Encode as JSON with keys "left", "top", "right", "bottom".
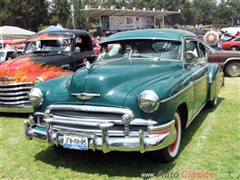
{"left": 131, "top": 54, "right": 161, "bottom": 60}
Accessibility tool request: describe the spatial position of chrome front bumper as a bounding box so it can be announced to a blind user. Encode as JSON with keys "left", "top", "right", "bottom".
{"left": 24, "top": 118, "right": 177, "bottom": 153}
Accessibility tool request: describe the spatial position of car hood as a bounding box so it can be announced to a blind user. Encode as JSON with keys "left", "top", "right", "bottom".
{"left": 0, "top": 53, "right": 73, "bottom": 83}
{"left": 69, "top": 58, "right": 179, "bottom": 107}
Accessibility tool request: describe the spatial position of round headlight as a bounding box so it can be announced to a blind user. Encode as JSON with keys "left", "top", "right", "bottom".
{"left": 34, "top": 77, "right": 44, "bottom": 85}
{"left": 138, "top": 90, "right": 160, "bottom": 113}
{"left": 28, "top": 88, "right": 43, "bottom": 107}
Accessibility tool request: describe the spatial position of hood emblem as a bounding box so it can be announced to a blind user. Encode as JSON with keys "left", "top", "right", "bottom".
{"left": 71, "top": 93, "right": 100, "bottom": 100}
{"left": 0, "top": 76, "right": 15, "bottom": 81}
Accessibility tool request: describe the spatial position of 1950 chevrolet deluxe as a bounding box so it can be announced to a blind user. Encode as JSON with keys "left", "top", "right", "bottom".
{"left": 24, "top": 29, "right": 224, "bottom": 163}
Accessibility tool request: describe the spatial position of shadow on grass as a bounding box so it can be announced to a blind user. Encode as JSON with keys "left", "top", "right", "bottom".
{"left": 33, "top": 97, "right": 224, "bottom": 178}
{"left": 0, "top": 112, "right": 30, "bottom": 118}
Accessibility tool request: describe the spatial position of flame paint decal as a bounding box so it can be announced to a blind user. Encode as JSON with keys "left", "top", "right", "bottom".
{"left": 0, "top": 56, "right": 73, "bottom": 84}
{"left": 27, "top": 32, "right": 74, "bottom": 41}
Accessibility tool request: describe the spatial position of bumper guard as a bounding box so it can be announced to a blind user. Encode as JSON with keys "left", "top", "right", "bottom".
{"left": 24, "top": 117, "right": 176, "bottom": 153}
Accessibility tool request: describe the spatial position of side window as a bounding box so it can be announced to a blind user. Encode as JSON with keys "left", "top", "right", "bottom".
{"left": 185, "top": 40, "right": 199, "bottom": 56}
{"left": 6, "top": 52, "right": 15, "bottom": 59}
{"left": 185, "top": 40, "right": 207, "bottom": 61}
{"left": 198, "top": 42, "right": 206, "bottom": 59}
{"left": 235, "top": 37, "right": 240, "bottom": 42}
{"left": 75, "top": 36, "right": 91, "bottom": 52}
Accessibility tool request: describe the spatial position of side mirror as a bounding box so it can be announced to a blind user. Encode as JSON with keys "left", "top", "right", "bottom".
{"left": 96, "top": 47, "right": 106, "bottom": 61}
{"left": 184, "top": 50, "right": 198, "bottom": 63}
{"left": 74, "top": 47, "right": 81, "bottom": 53}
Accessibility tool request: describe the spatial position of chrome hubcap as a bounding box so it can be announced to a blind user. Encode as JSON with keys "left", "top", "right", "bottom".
{"left": 230, "top": 64, "right": 240, "bottom": 75}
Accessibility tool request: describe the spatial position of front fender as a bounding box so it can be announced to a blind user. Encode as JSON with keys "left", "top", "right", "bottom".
{"left": 208, "top": 64, "right": 224, "bottom": 101}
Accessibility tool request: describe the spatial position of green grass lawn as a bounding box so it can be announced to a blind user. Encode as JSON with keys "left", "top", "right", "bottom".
{"left": 1, "top": 77, "right": 240, "bottom": 180}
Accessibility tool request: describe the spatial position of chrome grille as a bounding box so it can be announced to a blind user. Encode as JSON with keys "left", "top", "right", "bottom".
{"left": 0, "top": 82, "right": 33, "bottom": 107}
{"left": 42, "top": 105, "right": 150, "bottom": 136}
{"left": 52, "top": 110, "right": 123, "bottom": 120}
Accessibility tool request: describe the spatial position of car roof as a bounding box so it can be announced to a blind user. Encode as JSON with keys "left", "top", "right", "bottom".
{"left": 99, "top": 29, "right": 197, "bottom": 44}
{"left": 27, "top": 29, "right": 91, "bottom": 41}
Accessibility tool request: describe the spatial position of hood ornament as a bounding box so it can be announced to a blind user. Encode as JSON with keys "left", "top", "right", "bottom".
{"left": 71, "top": 93, "right": 100, "bottom": 100}
{"left": 83, "top": 58, "right": 91, "bottom": 70}
{"left": 0, "top": 76, "right": 15, "bottom": 81}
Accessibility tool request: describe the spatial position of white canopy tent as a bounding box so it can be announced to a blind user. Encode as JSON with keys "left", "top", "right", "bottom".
{"left": 0, "top": 26, "right": 35, "bottom": 39}
{"left": 221, "top": 27, "right": 240, "bottom": 36}
{"left": 0, "top": 26, "right": 35, "bottom": 48}
{"left": 38, "top": 25, "right": 65, "bottom": 33}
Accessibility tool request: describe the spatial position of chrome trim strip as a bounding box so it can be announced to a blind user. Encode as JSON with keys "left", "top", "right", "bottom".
{"left": 0, "top": 100, "right": 30, "bottom": 105}
{"left": 161, "top": 83, "right": 192, "bottom": 103}
{"left": 71, "top": 93, "right": 101, "bottom": 96}
{"left": 71, "top": 93, "right": 101, "bottom": 100}
{"left": 161, "top": 68, "right": 207, "bottom": 103}
{"left": 46, "top": 104, "right": 134, "bottom": 116}
{"left": 193, "top": 75, "right": 206, "bottom": 84}
{"left": 224, "top": 58, "right": 240, "bottom": 65}
{"left": 46, "top": 114, "right": 157, "bottom": 126}
{"left": 0, "top": 82, "right": 32, "bottom": 86}
{"left": 0, "top": 86, "right": 32, "bottom": 91}
{"left": 186, "top": 102, "right": 206, "bottom": 127}
{"left": 0, "top": 95, "right": 29, "bottom": 100}
{"left": 45, "top": 117, "right": 114, "bottom": 127}
{"left": 45, "top": 117, "right": 157, "bottom": 126}
{"left": 0, "top": 91, "right": 29, "bottom": 96}
{"left": 191, "top": 65, "right": 208, "bottom": 75}
{"left": 52, "top": 125, "right": 126, "bottom": 135}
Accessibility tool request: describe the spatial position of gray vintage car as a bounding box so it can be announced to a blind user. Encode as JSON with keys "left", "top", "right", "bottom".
{"left": 24, "top": 29, "right": 224, "bottom": 163}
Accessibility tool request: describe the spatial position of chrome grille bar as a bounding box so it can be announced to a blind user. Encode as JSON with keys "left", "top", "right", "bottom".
{"left": 0, "top": 82, "right": 33, "bottom": 111}
{"left": 42, "top": 105, "right": 157, "bottom": 135}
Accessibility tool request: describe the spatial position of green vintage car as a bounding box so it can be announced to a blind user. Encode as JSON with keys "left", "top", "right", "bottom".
{"left": 24, "top": 29, "right": 224, "bottom": 163}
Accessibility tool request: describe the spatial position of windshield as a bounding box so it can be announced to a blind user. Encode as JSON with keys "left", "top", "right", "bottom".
{"left": 25, "top": 31, "right": 75, "bottom": 54}
{"left": 99, "top": 40, "right": 182, "bottom": 60}
{"left": 25, "top": 38, "right": 73, "bottom": 54}
{"left": 0, "top": 52, "right": 6, "bottom": 62}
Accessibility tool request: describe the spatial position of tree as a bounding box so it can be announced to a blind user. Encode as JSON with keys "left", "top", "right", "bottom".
{"left": 66, "top": 0, "right": 91, "bottom": 30}
{"left": 226, "top": 0, "right": 240, "bottom": 25}
{"left": 212, "top": 2, "right": 232, "bottom": 24}
{"left": 0, "top": 0, "right": 49, "bottom": 32}
{"left": 49, "top": 0, "right": 71, "bottom": 27}
{"left": 192, "top": 0, "right": 218, "bottom": 25}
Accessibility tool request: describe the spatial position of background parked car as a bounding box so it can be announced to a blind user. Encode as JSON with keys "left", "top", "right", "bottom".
{"left": 24, "top": 29, "right": 224, "bottom": 163}
{"left": 0, "top": 30, "right": 96, "bottom": 113}
{"left": 204, "top": 42, "right": 240, "bottom": 77}
{"left": 221, "top": 36, "right": 240, "bottom": 51}
{"left": 0, "top": 49, "right": 23, "bottom": 63}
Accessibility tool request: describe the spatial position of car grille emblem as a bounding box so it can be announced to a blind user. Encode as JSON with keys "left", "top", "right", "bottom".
{"left": 71, "top": 93, "right": 101, "bottom": 100}
{"left": 0, "top": 76, "right": 15, "bottom": 81}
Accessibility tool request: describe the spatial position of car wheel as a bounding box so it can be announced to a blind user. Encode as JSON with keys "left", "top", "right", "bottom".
{"left": 230, "top": 46, "right": 240, "bottom": 51}
{"left": 225, "top": 61, "right": 240, "bottom": 77}
{"left": 207, "top": 96, "right": 218, "bottom": 108}
{"left": 152, "top": 111, "right": 182, "bottom": 163}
